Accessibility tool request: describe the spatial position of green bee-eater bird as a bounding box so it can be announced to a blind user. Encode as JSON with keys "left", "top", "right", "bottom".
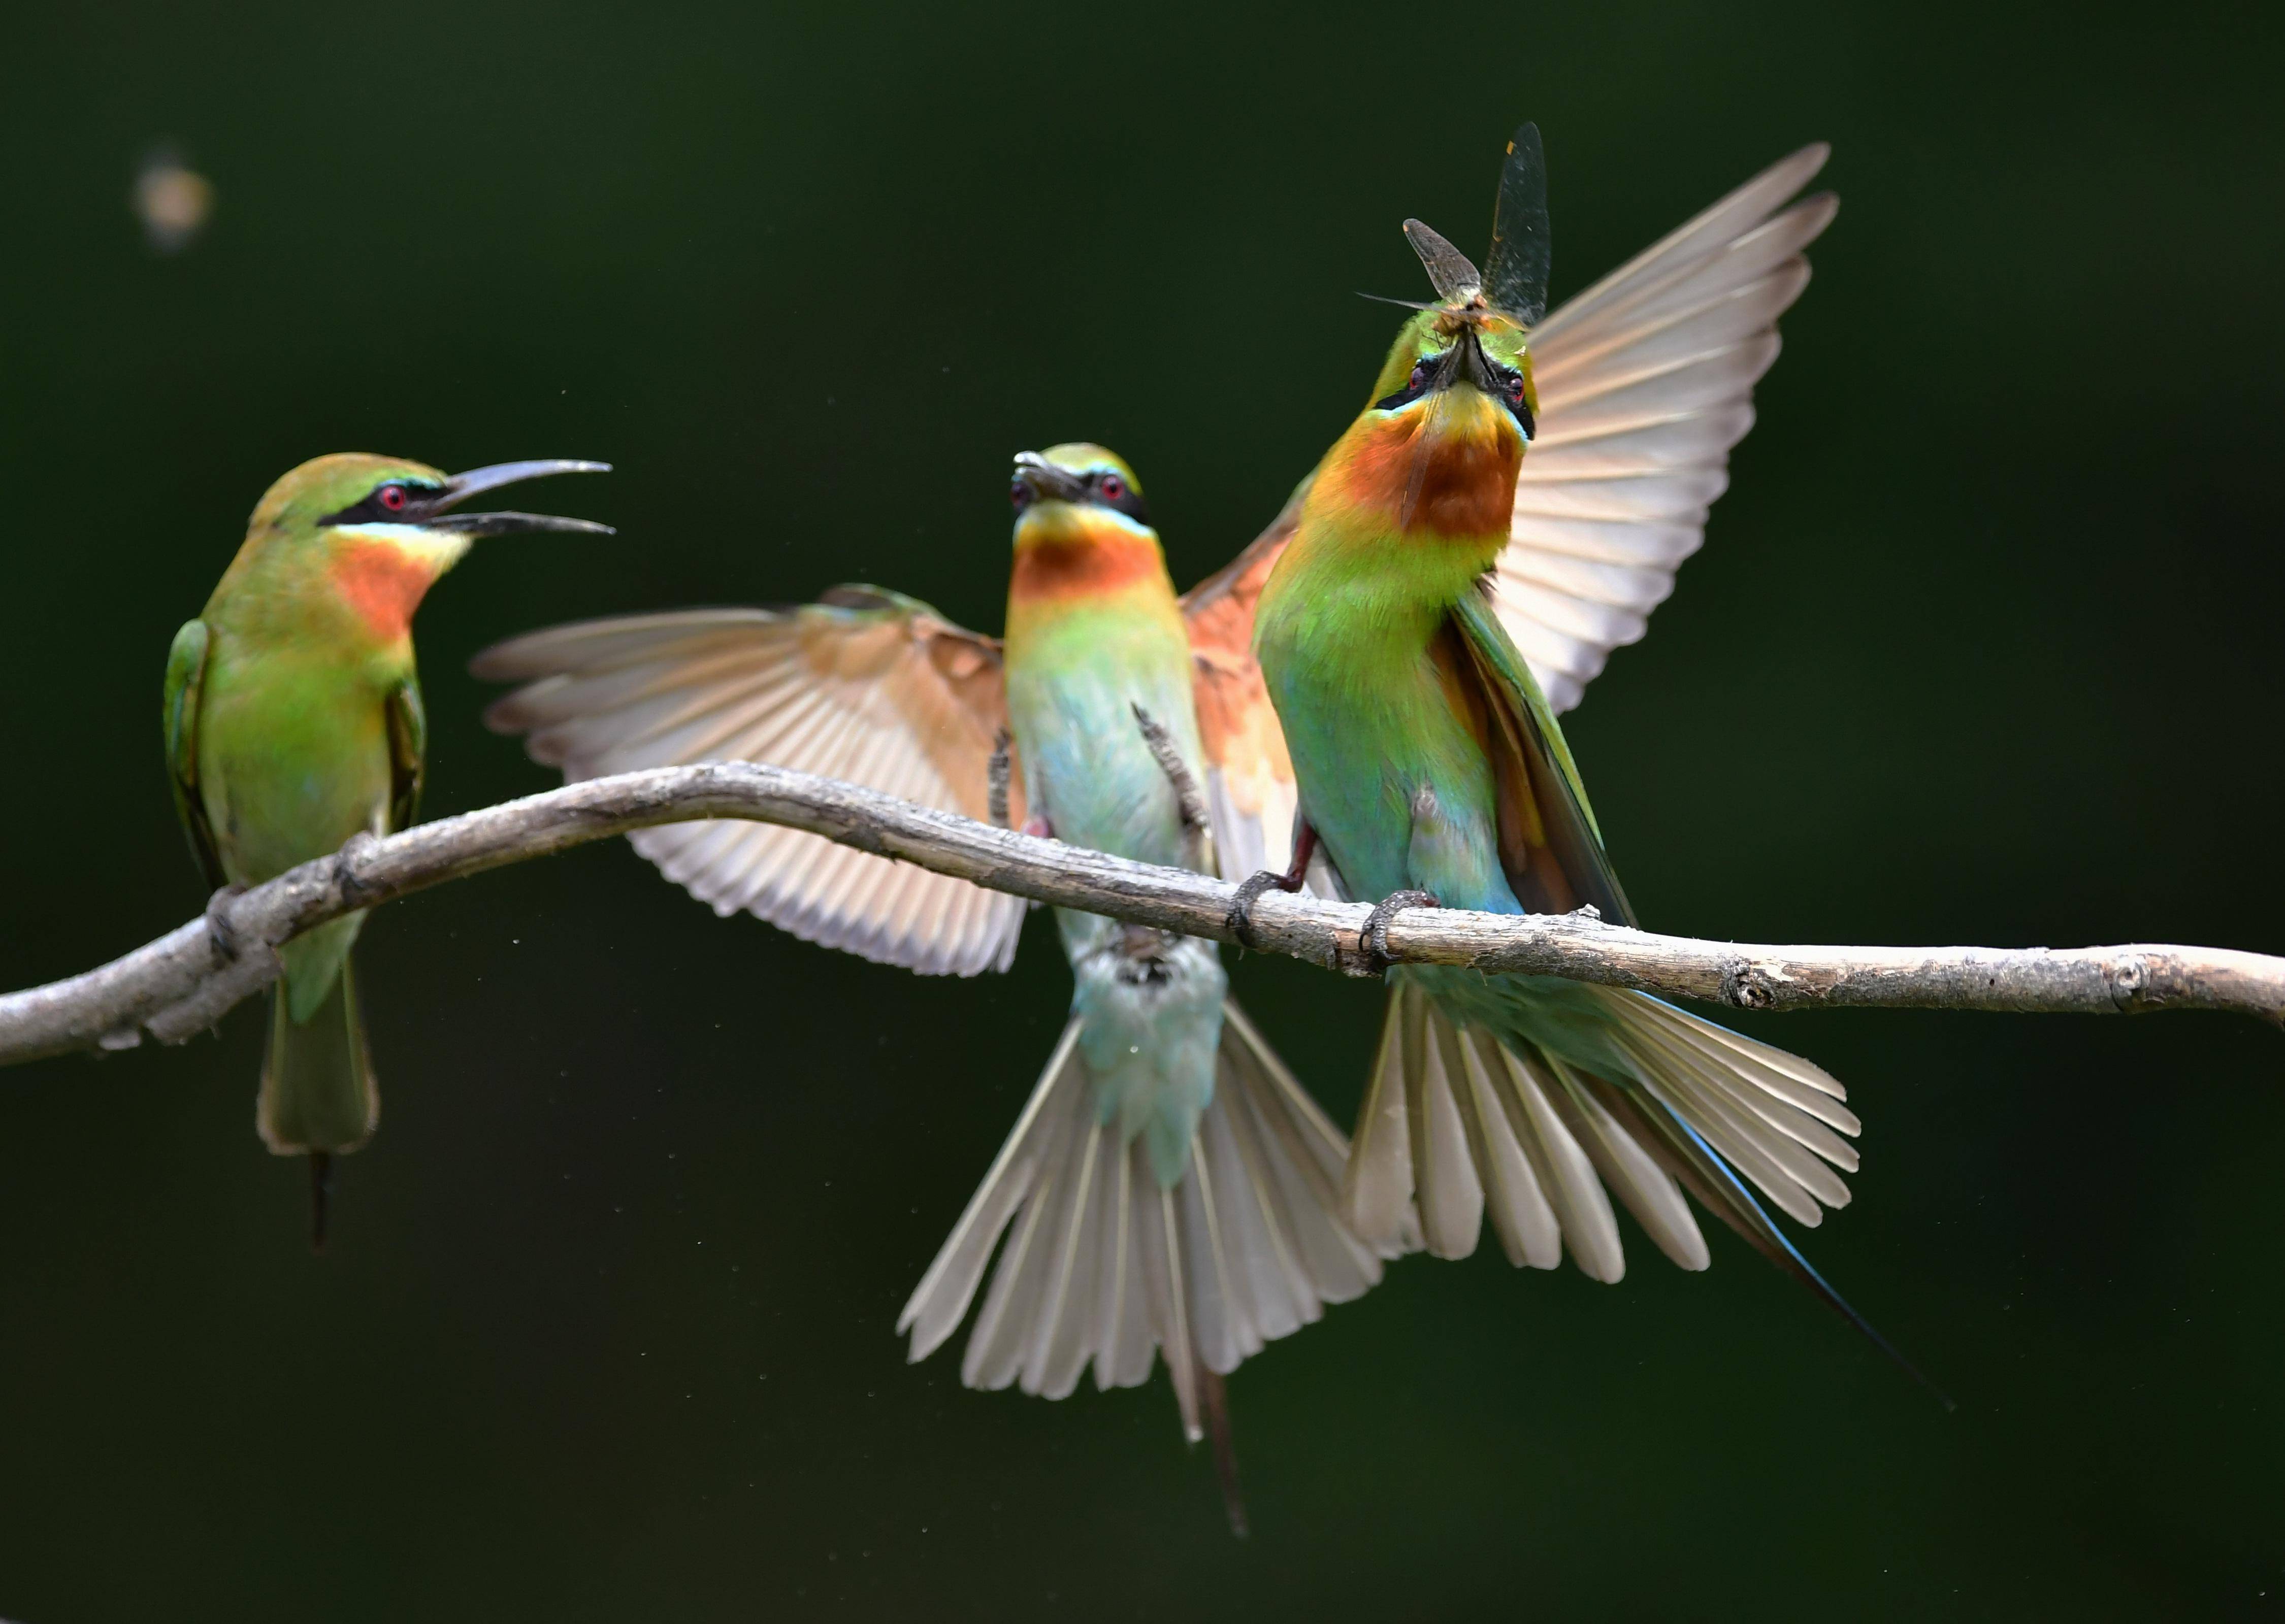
{"left": 1220, "top": 127, "right": 1907, "bottom": 1357}
{"left": 165, "top": 453, "right": 611, "bottom": 1246}
{"left": 475, "top": 445, "right": 1398, "bottom": 1528}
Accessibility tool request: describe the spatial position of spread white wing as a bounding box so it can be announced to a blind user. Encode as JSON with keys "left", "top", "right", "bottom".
{"left": 1494, "top": 144, "right": 1837, "bottom": 712}
{"left": 473, "top": 589, "right": 1027, "bottom": 976}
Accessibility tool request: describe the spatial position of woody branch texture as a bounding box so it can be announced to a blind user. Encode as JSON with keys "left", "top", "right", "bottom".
{"left": 2, "top": 761, "right": 2280, "bottom": 1068}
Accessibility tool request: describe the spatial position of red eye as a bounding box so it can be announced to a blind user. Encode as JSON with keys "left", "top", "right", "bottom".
{"left": 377, "top": 484, "right": 407, "bottom": 513}
{"left": 1099, "top": 474, "right": 1124, "bottom": 501}
{"left": 1409, "top": 362, "right": 1429, "bottom": 392}
{"left": 1508, "top": 376, "right": 1526, "bottom": 403}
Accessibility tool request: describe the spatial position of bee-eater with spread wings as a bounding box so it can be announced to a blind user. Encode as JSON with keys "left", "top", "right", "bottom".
{"left": 475, "top": 445, "right": 1398, "bottom": 1528}
{"left": 165, "top": 454, "right": 610, "bottom": 1246}
{"left": 1221, "top": 128, "right": 1910, "bottom": 1363}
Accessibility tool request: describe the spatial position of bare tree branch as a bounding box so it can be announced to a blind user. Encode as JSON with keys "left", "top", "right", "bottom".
{"left": 2, "top": 760, "right": 2279, "bottom": 1068}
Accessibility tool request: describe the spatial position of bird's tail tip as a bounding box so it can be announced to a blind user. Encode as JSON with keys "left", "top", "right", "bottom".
{"left": 307, "top": 1152, "right": 334, "bottom": 1254}
{"left": 1198, "top": 1364, "right": 1249, "bottom": 1538}
{"left": 898, "top": 998, "right": 1387, "bottom": 1504}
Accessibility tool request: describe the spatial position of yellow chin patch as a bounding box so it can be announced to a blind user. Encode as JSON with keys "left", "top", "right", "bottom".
{"left": 331, "top": 521, "right": 475, "bottom": 574}
{"left": 1425, "top": 384, "right": 1519, "bottom": 446}
{"left": 1013, "top": 500, "right": 1152, "bottom": 550}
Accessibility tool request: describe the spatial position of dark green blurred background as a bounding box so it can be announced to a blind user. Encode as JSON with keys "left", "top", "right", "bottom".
{"left": 2, "top": 1, "right": 2281, "bottom": 1617}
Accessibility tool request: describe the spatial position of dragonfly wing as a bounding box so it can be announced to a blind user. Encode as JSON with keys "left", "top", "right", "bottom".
{"left": 1483, "top": 121, "right": 1551, "bottom": 325}
{"left": 1403, "top": 218, "right": 1481, "bottom": 304}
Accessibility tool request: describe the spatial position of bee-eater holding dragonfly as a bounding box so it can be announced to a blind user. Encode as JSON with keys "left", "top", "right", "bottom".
{"left": 1200, "top": 126, "right": 1914, "bottom": 1371}
{"left": 475, "top": 445, "right": 1399, "bottom": 1531}
{"left": 165, "top": 454, "right": 612, "bottom": 1248}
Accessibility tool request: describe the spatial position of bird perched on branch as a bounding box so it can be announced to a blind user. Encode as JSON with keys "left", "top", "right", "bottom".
{"left": 164, "top": 453, "right": 611, "bottom": 1248}
{"left": 475, "top": 444, "right": 1399, "bottom": 1533}
{"left": 1222, "top": 126, "right": 1927, "bottom": 1378}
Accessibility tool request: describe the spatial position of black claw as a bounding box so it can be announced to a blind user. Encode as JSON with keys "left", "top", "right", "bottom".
{"left": 1226, "top": 869, "right": 1299, "bottom": 951}
{"left": 308, "top": 1152, "right": 333, "bottom": 1254}
{"left": 1361, "top": 889, "right": 1440, "bottom": 975}
{"left": 1227, "top": 823, "right": 1319, "bottom": 952}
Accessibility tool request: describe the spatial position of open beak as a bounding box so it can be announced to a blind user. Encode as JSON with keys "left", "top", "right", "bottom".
{"left": 1009, "top": 450, "right": 1088, "bottom": 512}
{"left": 410, "top": 458, "right": 615, "bottom": 536}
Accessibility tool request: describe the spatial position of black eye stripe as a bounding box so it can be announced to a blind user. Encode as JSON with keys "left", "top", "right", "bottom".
{"left": 1494, "top": 365, "right": 1534, "bottom": 439}
{"left": 1084, "top": 471, "right": 1152, "bottom": 525}
{"left": 318, "top": 480, "right": 445, "bottom": 527}
{"left": 1375, "top": 350, "right": 1450, "bottom": 412}
{"left": 1373, "top": 353, "right": 1535, "bottom": 438}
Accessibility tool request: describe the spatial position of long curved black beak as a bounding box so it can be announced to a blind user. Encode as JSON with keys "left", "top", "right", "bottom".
{"left": 1009, "top": 450, "right": 1087, "bottom": 513}
{"left": 411, "top": 459, "right": 615, "bottom": 536}
{"left": 1455, "top": 329, "right": 1504, "bottom": 395}
{"left": 1418, "top": 328, "right": 1500, "bottom": 399}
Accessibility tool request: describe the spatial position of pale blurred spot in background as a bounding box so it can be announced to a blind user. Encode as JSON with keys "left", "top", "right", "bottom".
{"left": 132, "top": 147, "right": 213, "bottom": 252}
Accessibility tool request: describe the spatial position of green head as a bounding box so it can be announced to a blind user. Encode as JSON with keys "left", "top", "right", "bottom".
{"left": 1364, "top": 308, "right": 1536, "bottom": 436}
{"left": 1007, "top": 443, "right": 1152, "bottom": 536}
{"left": 248, "top": 452, "right": 613, "bottom": 547}
{"left": 1312, "top": 124, "right": 1553, "bottom": 537}
{"left": 221, "top": 452, "right": 612, "bottom": 641}
{"left": 1361, "top": 122, "right": 1551, "bottom": 440}
{"left": 1004, "top": 444, "right": 1168, "bottom": 611}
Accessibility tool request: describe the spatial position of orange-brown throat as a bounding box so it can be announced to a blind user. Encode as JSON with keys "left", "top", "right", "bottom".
{"left": 330, "top": 539, "right": 446, "bottom": 642}
{"left": 1326, "top": 393, "right": 1523, "bottom": 542}
{"left": 1008, "top": 507, "right": 1167, "bottom": 605}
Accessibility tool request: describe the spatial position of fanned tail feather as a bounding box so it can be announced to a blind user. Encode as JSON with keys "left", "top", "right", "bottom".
{"left": 899, "top": 1001, "right": 1394, "bottom": 1441}
{"left": 1344, "top": 977, "right": 1933, "bottom": 1390}
{"left": 1345, "top": 979, "right": 1701, "bottom": 1276}
{"left": 1577, "top": 1066, "right": 1948, "bottom": 1405}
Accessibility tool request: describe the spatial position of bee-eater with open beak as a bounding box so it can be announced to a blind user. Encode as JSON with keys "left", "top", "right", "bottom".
{"left": 164, "top": 453, "right": 610, "bottom": 1247}
{"left": 475, "top": 444, "right": 1398, "bottom": 1531}
{"left": 1221, "top": 126, "right": 1926, "bottom": 1375}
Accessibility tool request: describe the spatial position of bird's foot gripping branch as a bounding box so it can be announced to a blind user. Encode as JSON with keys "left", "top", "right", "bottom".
{"left": 1, "top": 760, "right": 2281, "bottom": 1069}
